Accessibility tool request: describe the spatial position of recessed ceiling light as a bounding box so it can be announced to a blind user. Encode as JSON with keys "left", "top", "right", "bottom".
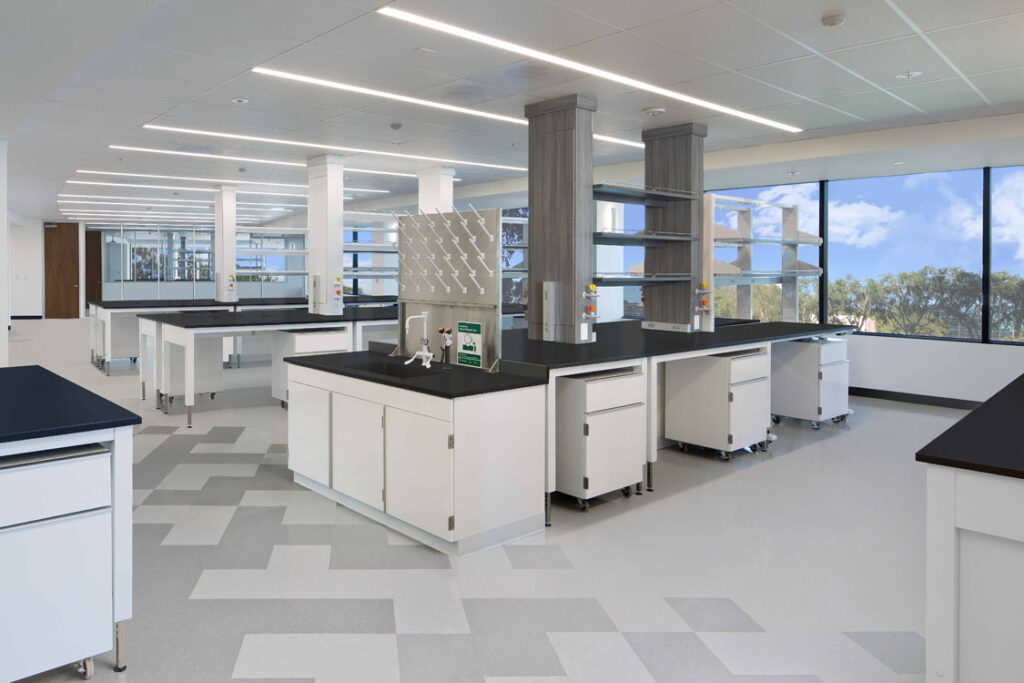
{"left": 251, "top": 67, "right": 645, "bottom": 149}
{"left": 642, "top": 107, "right": 666, "bottom": 117}
{"left": 821, "top": 12, "right": 846, "bottom": 27}
{"left": 895, "top": 70, "right": 923, "bottom": 80}
{"left": 892, "top": 160, "right": 905, "bottom": 165}
{"left": 376, "top": 6, "right": 803, "bottom": 133}
{"left": 231, "top": 97, "right": 250, "bottom": 105}
{"left": 82, "top": 168, "right": 308, "bottom": 188}
{"left": 143, "top": 123, "right": 528, "bottom": 171}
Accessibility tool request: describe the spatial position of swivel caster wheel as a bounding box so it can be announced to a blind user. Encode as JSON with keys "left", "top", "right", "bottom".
{"left": 621, "top": 487, "right": 633, "bottom": 498}
{"left": 575, "top": 498, "right": 590, "bottom": 512}
{"left": 831, "top": 414, "right": 847, "bottom": 424}
{"left": 771, "top": 414, "right": 781, "bottom": 424}
{"left": 168, "top": 396, "right": 174, "bottom": 405}
{"left": 810, "top": 421, "right": 821, "bottom": 430}
{"left": 210, "top": 392, "right": 216, "bottom": 400}
{"left": 718, "top": 450, "right": 732, "bottom": 462}
{"left": 130, "top": 357, "right": 137, "bottom": 364}
{"left": 677, "top": 441, "right": 688, "bottom": 452}
{"left": 281, "top": 400, "right": 288, "bottom": 409}
{"left": 78, "top": 658, "right": 94, "bottom": 680}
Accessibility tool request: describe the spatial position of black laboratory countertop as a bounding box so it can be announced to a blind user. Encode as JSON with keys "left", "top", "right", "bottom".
{"left": 89, "top": 296, "right": 397, "bottom": 309}
{"left": 138, "top": 307, "right": 399, "bottom": 328}
{"left": 285, "top": 351, "right": 547, "bottom": 399}
{"left": 88, "top": 298, "right": 223, "bottom": 309}
{"left": 916, "top": 372, "right": 1024, "bottom": 479}
{"left": 500, "top": 319, "right": 853, "bottom": 370}
{"left": 0, "top": 365, "right": 141, "bottom": 446}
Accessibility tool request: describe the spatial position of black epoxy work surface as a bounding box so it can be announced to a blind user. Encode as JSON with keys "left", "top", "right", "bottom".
{"left": 138, "top": 307, "right": 398, "bottom": 328}
{"left": 89, "top": 298, "right": 222, "bottom": 309}
{"left": 0, "top": 366, "right": 141, "bottom": 446}
{"left": 500, "top": 319, "right": 853, "bottom": 369}
{"left": 286, "top": 351, "right": 547, "bottom": 399}
{"left": 917, "top": 373, "right": 1024, "bottom": 479}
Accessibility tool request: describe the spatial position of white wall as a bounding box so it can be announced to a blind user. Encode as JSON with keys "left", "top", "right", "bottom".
{"left": 848, "top": 334, "right": 1024, "bottom": 403}
{"left": 8, "top": 212, "right": 43, "bottom": 317}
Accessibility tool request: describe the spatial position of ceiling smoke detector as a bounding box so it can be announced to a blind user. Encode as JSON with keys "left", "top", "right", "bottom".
{"left": 390, "top": 122, "right": 403, "bottom": 130}
{"left": 821, "top": 12, "right": 846, "bottom": 28}
{"left": 787, "top": 170, "right": 802, "bottom": 176}
{"left": 895, "top": 70, "right": 923, "bottom": 80}
{"left": 642, "top": 106, "right": 666, "bottom": 117}
{"left": 231, "top": 97, "right": 250, "bottom": 105}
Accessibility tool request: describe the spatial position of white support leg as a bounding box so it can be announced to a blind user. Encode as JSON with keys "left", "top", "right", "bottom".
{"left": 926, "top": 464, "right": 958, "bottom": 681}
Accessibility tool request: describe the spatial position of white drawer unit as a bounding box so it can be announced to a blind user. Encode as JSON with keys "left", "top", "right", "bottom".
{"left": 272, "top": 327, "right": 352, "bottom": 402}
{"left": 771, "top": 337, "right": 850, "bottom": 427}
{"left": 555, "top": 368, "right": 646, "bottom": 509}
{"left": 0, "top": 445, "right": 114, "bottom": 683}
{"left": 664, "top": 348, "right": 772, "bottom": 459}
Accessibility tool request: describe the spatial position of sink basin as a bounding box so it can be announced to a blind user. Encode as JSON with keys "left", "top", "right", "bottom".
{"left": 349, "top": 359, "right": 443, "bottom": 380}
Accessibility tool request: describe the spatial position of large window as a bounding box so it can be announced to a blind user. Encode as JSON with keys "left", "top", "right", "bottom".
{"left": 991, "top": 166, "right": 1024, "bottom": 342}
{"left": 99, "top": 224, "right": 215, "bottom": 300}
{"left": 827, "top": 169, "right": 983, "bottom": 340}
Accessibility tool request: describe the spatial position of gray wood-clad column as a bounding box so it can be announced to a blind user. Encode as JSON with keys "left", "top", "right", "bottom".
{"left": 525, "top": 94, "right": 597, "bottom": 344}
{"left": 642, "top": 123, "right": 707, "bottom": 331}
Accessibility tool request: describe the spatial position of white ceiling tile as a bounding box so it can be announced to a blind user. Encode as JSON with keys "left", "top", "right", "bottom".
{"left": 928, "top": 13, "right": 1024, "bottom": 75}
{"left": 893, "top": 0, "right": 1024, "bottom": 32}
{"left": 260, "top": 43, "right": 453, "bottom": 93}
{"left": 463, "top": 60, "right": 591, "bottom": 95}
{"left": 827, "top": 36, "right": 957, "bottom": 86}
{"left": 554, "top": 32, "right": 724, "bottom": 86}
{"left": 636, "top": 3, "right": 810, "bottom": 71}
{"left": 751, "top": 100, "right": 864, "bottom": 131}
{"left": 889, "top": 77, "right": 991, "bottom": 113}
{"left": 817, "top": 89, "right": 920, "bottom": 121}
{"left": 595, "top": 90, "right": 714, "bottom": 125}
{"left": 159, "top": 101, "right": 313, "bottom": 134}
{"left": 384, "top": 0, "right": 619, "bottom": 51}
{"left": 740, "top": 56, "right": 874, "bottom": 100}
{"left": 314, "top": 13, "right": 520, "bottom": 80}
{"left": 324, "top": 110, "right": 462, "bottom": 143}
{"left": 69, "top": 42, "right": 245, "bottom": 97}
{"left": 541, "top": 0, "right": 717, "bottom": 30}
{"left": 157, "top": 0, "right": 367, "bottom": 41}
{"left": 672, "top": 72, "right": 801, "bottom": 110}
{"left": 188, "top": 80, "right": 359, "bottom": 124}
{"left": 413, "top": 79, "right": 521, "bottom": 107}
{"left": 45, "top": 84, "right": 181, "bottom": 116}
{"left": 970, "top": 67, "right": 1024, "bottom": 105}
{"left": 728, "top": 0, "right": 913, "bottom": 52}
{"left": 130, "top": 7, "right": 301, "bottom": 65}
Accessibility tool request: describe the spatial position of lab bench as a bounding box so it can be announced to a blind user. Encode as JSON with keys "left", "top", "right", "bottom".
{"left": 770, "top": 337, "right": 850, "bottom": 427}
{"left": 0, "top": 366, "right": 139, "bottom": 682}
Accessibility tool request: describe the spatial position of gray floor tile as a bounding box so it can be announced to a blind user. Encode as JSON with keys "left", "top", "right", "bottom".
{"left": 504, "top": 545, "right": 573, "bottom": 569}
{"left": 471, "top": 632, "right": 565, "bottom": 677}
{"left": 844, "top": 630, "right": 925, "bottom": 674}
{"left": 666, "top": 598, "right": 764, "bottom": 632}
{"left": 625, "top": 632, "right": 735, "bottom": 682}
{"left": 462, "top": 598, "right": 617, "bottom": 634}
{"left": 397, "top": 634, "right": 484, "bottom": 683}
{"left": 139, "top": 426, "right": 179, "bottom": 434}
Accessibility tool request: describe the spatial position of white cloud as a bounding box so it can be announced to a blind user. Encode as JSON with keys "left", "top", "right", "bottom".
{"left": 937, "top": 184, "right": 982, "bottom": 240}
{"left": 993, "top": 169, "right": 1024, "bottom": 262}
{"left": 828, "top": 200, "right": 904, "bottom": 248}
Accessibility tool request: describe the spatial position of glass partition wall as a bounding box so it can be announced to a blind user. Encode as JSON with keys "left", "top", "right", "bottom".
{"left": 98, "top": 224, "right": 216, "bottom": 300}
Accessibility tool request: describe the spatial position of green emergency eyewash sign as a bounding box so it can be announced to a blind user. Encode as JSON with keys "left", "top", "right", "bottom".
{"left": 456, "top": 321, "right": 483, "bottom": 368}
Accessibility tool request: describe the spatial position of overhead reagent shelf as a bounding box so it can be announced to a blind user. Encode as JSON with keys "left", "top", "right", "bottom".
{"left": 593, "top": 231, "right": 696, "bottom": 247}
{"left": 592, "top": 183, "right": 700, "bottom": 206}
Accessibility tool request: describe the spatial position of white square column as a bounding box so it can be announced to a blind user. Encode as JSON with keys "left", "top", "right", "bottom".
{"left": 0, "top": 140, "right": 8, "bottom": 366}
{"left": 417, "top": 167, "right": 455, "bottom": 213}
{"left": 214, "top": 186, "right": 238, "bottom": 302}
{"left": 307, "top": 154, "right": 345, "bottom": 315}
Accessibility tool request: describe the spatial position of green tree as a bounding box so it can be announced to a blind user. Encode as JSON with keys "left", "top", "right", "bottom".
{"left": 828, "top": 275, "right": 879, "bottom": 330}
{"left": 931, "top": 267, "right": 982, "bottom": 338}
{"left": 991, "top": 271, "right": 1024, "bottom": 341}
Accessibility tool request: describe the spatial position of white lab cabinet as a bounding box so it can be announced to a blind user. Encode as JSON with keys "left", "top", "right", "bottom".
{"left": 287, "top": 381, "right": 331, "bottom": 487}
{"left": 770, "top": 338, "right": 849, "bottom": 425}
{"left": 664, "top": 347, "right": 771, "bottom": 457}
{"left": 285, "top": 363, "right": 545, "bottom": 554}
{"left": 0, "top": 448, "right": 113, "bottom": 683}
{"left": 272, "top": 327, "right": 352, "bottom": 402}
{"left": 555, "top": 369, "right": 646, "bottom": 507}
{"left": 384, "top": 407, "right": 455, "bottom": 540}
{"left": 331, "top": 393, "right": 384, "bottom": 511}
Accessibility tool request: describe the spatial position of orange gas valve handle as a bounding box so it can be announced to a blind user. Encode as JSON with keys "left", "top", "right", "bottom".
{"left": 701, "top": 299, "right": 708, "bottom": 306}
{"left": 588, "top": 305, "right": 596, "bottom": 312}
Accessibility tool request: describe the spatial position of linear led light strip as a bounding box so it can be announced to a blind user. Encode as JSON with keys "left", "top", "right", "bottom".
{"left": 58, "top": 193, "right": 307, "bottom": 208}
{"left": 377, "top": 7, "right": 802, "bottom": 133}
{"left": 86, "top": 164, "right": 388, "bottom": 194}
{"left": 67, "top": 180, "right": 310, "bottom": 198}
{"left": 59, "top": 200, "right": 218, "bottom": 209}
{"left": 143, "top": 124, "right": 528, "bottom": 172}
{"left": 62, "top": 208, "right": 269, "bottom": 216}
{"left": 252, "top": 66, "right": 644, "bottom": 149}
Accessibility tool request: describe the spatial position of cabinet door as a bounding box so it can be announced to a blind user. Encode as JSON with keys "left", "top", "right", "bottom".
{"left": 332, "top": 393, "right": 384, "bottom": 511}
{"left": 818, "top": 360, "right": 849, "bottom": 419}
{"left": 384, "top": 407, "right": 453, "bottom": 541}
{"left": 0, "top": 509, "right": 112, "bottom": 683}
{"left": 287, "top": 381, "right": 331, "bottom": 486}
{"left": 728, "top": 377, "right": 770, "bottom": 449}
{"left": 584, "top": 404, "right": 645, "bottom": 496}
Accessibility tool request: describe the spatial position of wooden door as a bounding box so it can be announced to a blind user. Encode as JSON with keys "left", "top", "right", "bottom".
{"left": 84, "top": 230, "right": 102, "bottom": 304}
{"left": 44, "top": 222, "right": 80, "bottom": 318}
